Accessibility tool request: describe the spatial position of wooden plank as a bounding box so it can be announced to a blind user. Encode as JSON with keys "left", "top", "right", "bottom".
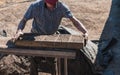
{"left": 35, "top": 36, "right": 47, "bottom": 41}
{"left": 54, "top": 35, "right": 71, "bottom": 49}
{"left": 15, "top": 34, "right": 84, "bottom": 49}
{"left": 0, "top": 37, "right": 76, "bottom": 75}
{"left": 57, "top": 35, "right": 70, "bottom": 42}
{"left": 0, "top": 47, "right": 76, "bottom": 59}
{"left": 44, "top": 35, "right": 59, "bottom": 41}
{"left": 0, "top": 36, "right": 77, "bottom": 58}
{"left": 70, "top": 35, "right": 84, "bottom": 43}
{"left": 64, "top": 58, "right": 68, "bottom": 75}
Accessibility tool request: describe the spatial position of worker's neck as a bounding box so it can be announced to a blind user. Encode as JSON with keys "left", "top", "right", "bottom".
{"left": 45, "top": 3, "right": 56, "bottom": 11}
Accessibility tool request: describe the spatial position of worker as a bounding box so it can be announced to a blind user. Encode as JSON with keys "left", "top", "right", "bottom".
{"left": 13, "top": 0, "right": 88, "bottom": 40}
{"left": 12, "top": 0, "right": 88, "bottom": 74}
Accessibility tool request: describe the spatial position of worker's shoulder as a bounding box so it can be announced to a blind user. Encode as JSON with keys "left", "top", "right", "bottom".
{"left": 31, "top": 0, "right": 44, "bottom": 7}
{"left": 58, "top": 1, "right": 69, "bottom": 9}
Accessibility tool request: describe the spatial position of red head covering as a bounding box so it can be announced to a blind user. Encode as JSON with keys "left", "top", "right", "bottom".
{"left": 45, "top": 0, "right": 58, "bottom": 6}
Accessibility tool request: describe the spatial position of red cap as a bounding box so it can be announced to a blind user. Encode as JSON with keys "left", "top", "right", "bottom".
{"left": 45, "top": 0, "right": 58, "bottom": 6}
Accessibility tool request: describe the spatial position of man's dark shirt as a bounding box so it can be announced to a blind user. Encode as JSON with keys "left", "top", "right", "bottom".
{"left": 18, "top": 0, "right": 73, "bottom": 34}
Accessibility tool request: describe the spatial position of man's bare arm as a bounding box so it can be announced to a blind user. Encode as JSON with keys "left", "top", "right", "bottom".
{"left": 70, "top": 16, "right": 88, "bottom": 35}
{"left": 12, "top": 18, "right": 27, "bottom": 41}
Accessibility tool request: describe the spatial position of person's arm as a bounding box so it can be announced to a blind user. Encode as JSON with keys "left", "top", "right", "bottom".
{"left": 13, "top": 4, "right": 34, "bottom": 41}
{"left": 17, "top": 3, "right": 34, "bottom": 32}
{"left": 61, "top": 3, "right": 88, "bottom": 36}
{"left": 17, "top": 18, "right": 27, "bottom": 32}
{"left": 12, "top": 18, "right": 27, "bottom": 41}
{"left": 70, "top": 16, "right": 88, "bottom": 44}
{"left": 69, "top": 16, "right": 88, "bottom": 35}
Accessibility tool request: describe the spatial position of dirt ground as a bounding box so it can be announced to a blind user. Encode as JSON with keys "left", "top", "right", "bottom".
{"left": 0, "top": 0, "right": 111, "bottom": 40}
{"left": 0, "top": 0, "right": 112, "bottom": 75}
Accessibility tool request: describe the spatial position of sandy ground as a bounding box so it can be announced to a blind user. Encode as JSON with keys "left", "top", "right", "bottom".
{"left": 0, "top": 0, "right": 111, "bottom": 40}
{"left": 0, "top": 0, "right": 113, "bottom": 75}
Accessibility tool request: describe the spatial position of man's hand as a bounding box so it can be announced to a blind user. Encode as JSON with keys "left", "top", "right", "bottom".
{"left": 12, "top": 30, "right": 23, "bottom": 42}
{"left": 83, "top": 32, "right": 88, "bottom": 38}
{"left": 83, "top": 32, "right": 88, "bottom": 46}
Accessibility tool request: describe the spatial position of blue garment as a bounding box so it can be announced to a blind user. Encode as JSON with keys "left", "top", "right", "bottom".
{"left": 18, "top": 0, "right": 73, "bottom": 34}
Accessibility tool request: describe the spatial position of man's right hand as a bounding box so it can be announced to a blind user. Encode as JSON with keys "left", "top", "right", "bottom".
{"left": 83, "top": 32, "right": 88, "bottom": 46}
{"left": 12, "top": 30, "right": 23, "bottom": 42}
